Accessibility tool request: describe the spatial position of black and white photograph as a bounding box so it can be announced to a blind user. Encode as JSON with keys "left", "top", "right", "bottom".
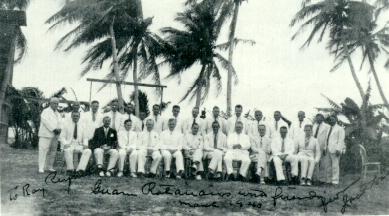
{"left": 1, "top": 0, "right": 389, "bottom": 215}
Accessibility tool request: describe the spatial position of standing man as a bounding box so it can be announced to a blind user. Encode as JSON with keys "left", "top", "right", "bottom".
{"left": 107, "top": 100, "right": 126, "bottom": 132}
{"left": 60, "top": 112, "right": 92, "bottom": 176}
{"left": 117, "top": 119, "right": 138, "bottom": 177}
{"left": 227, "top": 105, "right": 249, "bottom": 135}
{"left": 320, "top": 115, "right": 345, "bottom": 185}
{"left": 137, "top": 119, "right": 162, "bottom": 177}
{"left": 249, "top": 110, "right": 270, "bottom": 138}
{"left": 38, "top": 97, "right": 62, "bottom": 173}
{"left": 139, "top": 111, "right": 148, "bottom": 132}
{"left": 124, "top": 103, "right": 142, "bottom": 132}
{"left": 225, "top": 121, "right": 251, "bottom": 181}
{"left": 205, "top": 106, "right": 227, "bottom": 135}
{"left": 183, "top": 107, "right": 205, "bottom": 135}
{"left": 83, "top": 100, "right": 103, "bottom": 144}
{"left": 250, "top": 124, "right": 271, "bottom": 184}
{"left": 147, "top": 104, "right": 163, "bottom": 133}
{"left": 160, "top": 118, "right": 185, "bottom": 178}
{"left": 90, "top": 116, "right": 119, "bottom": 177}
{"left": 183, "top": 123, "right": 204, "bottom": 180}
{"left": 290, "top": 111, "right": 312, "bottom": 140}
{"left": 203, "top": 121, "right": 227, "bottom": 179}
{"left": 270, "top": 126, "right": 298, "bottom": 185}
{"left": 312, "top": 113, "right": 330, "bottom": 182}
{"left": 269, "top": 111, "right": 289, "bottom": 139}
{"left": 295, "top": 124, "right": 321, "bottom": 186}
{"left": 162, "top": 105, "right": 184, "bottom": 133}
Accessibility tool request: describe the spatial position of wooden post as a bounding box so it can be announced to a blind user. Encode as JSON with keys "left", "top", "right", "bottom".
{"left": 89, "top": 81, "right": 92, "bottom": 103}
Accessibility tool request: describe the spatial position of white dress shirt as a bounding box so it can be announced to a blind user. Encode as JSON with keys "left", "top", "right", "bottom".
{"left": 83, "top": 111, "right": 103, "bottom": 140}
{"left": 203, "top": 132, "right": 227, "bottom": 151}
{"left": 250, "top": 135, "right": 271, "bottom": 154}
{"left": 249, "top": 119, "right": 271, "bottom": 138}
{"left": 227, "top": 116, "right": 249, "bottom": 135}
{"left": 60, "top": 120, "right": 88, "bottom": 149}
{"left": 118, "top": 129, "right": 138, "bottom": 150}
{"left": 226, "top": 132, "right": 251, "bottom": 152}
{"left": 290, "top": 118, "right": 312, "bottom": 140}
{"left": 183, "top": 117, "right": 205, "bottom": 135}
{"left": 184, "top": 133, "right": 203, "bottom": 150}
{"left": 295, "top": 136, "right": 321, "bottom": 162}
{"left": 38, "top": 107, "right": 61, "bottom": 138}
{"left": 312, "top": 122, "right": 330, "bottom": 150}
{"left": 271, "top": 137, "right": 295, "bottom": 156}
{"left": 205, "top": 117, "right": 227, "bottom": 135}
{"left": 146, "top": 114, "right": 163, "bottom": 133}
{"left": 138, "top": 130, "right": 160, "bottom": 150}
{"left": 106, "top": 111, "right": 126, "bottom": 131}
{"left": 160, "top": 130, "right": 183, "bottom": 150}
{"left": 162, "top": 116, "right": 184, "bottom": 133}
{"left": 325, "top": 124, "right": 346, "bottom": 153}
{"left": 269, "top": 119, "right": 289, "bottom": 139}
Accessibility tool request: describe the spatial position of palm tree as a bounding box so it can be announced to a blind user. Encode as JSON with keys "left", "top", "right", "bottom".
{"left": 46, "top": 0, "right": 161, "bottom": 116}
{"left": 290, "top": 0, "right": 368, "bottom": 100}
{"left": 159, "top": 0, "right": 236, "bottom": 106}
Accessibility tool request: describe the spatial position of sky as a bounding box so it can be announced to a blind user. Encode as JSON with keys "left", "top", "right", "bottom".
{"left": 13, "top": 0, "right": 389, "bottom": 120}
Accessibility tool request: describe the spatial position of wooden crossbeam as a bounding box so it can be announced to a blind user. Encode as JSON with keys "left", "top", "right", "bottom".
{"left": 86, "top": 78, "right": 167, "bottom": 88}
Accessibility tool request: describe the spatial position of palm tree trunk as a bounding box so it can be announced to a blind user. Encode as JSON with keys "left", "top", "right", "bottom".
{"left": 343, "top": 42, "right": 365, "bottom": 100}
{"left": 195, "top": 65, "right": 206, "bottom": 107}
{"left": 133, "top": 53, "right": 140, "bottom": 117}
{"left": 226, "top": 1, "right": 240, "bottom": 117}
{"left": 367, "top": 51, "right": 389, "bottom": 107}
{"left": 109, "top": 21, "right": 124, "bottom": 111}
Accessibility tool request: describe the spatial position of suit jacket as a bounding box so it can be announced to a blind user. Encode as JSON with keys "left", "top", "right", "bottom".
{"left": 38, "top": 107, "right": 61, "bottom": 138}
{"left": 312, "top": 122, "right": 330, "bottom": 150}
{"left": 59, "top": 120, "right": 88, "bottom": 148}
{"left": 90, "top": 126, "right": 118, "bottom": 150}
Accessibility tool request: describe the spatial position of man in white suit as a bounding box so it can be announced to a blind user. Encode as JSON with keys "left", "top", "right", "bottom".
{"left": 107, "top": 100, "right": 126, "bottom": 131}
{"left": 320, "top": 115, "right": 345, "bottom": 185}
{"left": 205, "top": 106, "right": 227, "bottom": 135}
{"left": 162, "top": 105, "right": 184, "bottom": 133}
{"left": 270, "top": 126, "right": 298, "bottom": 185}
{"left": 227, "top": 105, "right": 249, "bottom": 135}
{"left": 249, "top": 110, "right": 270, "bottom": 138}
{"left": 312, "top": 113, "right": 330, "bottom": 182}
{"left": 269, "top": 111, "right": 289, "bottom": 139}
{"left": 250, "top": 124, "right": 271, "bottom": 184}
{"left": 160, "top": 118, "right": 185, "bottom": 178}
{"left": 290, "top": 111, "right": 312, "bottom": 140}
{"left": 183, "top": 122, "right": 204, "bottom": 180}
{"left": 60, "top": 112, "right": 92, "bottom": 176}
{"left": 203, "top": 121, "right": 227, "bottom": 179}
{"left": 137, "top": 119, "right": 162, "bottom": 177}
{"left": 183, "top": 107, "right": 205, "bottom": 135}
{"left": 225, "top": 121, "right": 251, "bottom": 181}
{"left": 146, "top": 104, "right": 163, "bottom": 133}
{"left": 125, "top": 103, "right": 142, "bottom": 132}
{"left": 83, "top": 100, "right": 103, "bottom": 143}
{"left": 117, "top": 119, "right": 138, "bottom": 177}
{"left": 38, "top": 97, "right": 62, "bottom": 173}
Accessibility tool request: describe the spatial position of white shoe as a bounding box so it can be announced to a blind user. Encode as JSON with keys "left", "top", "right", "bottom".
{"left": 105, "top": 171, "right": 111, "bottom": 177}
{"left": 260, "top": 180, "right": 266, "bottom": 185}
{"left": 195, "top": 175, "right": 202, "bottom": 180}
{"left": 38, "top": 169, "right": 44, "bottom": 174}
{"left": 48, "top": 169, "right": 56, "bottom": 172}
{"left": 307, "top": 180, "right": 312, "bottom": 186}
{"left": 99, "top": 171, "right": 105, "bottom": 177}
{"left": 130, "top": 173, "right": 137, "bottom": 178}
{"left": 176, "top": 175, "right": 182, "bottom": 179}
{"left": 117, "top": 172, "right": 123, "bottom": 177}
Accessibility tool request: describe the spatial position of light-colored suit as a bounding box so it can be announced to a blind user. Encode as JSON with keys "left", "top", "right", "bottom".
{"left": 225, "top": 132, "right": 251, "bottom": 177}
{"left": 38, "top": 107, "right": 61, "bottom": 172}
{"left": 183, "top": 117, "right": 205, "bottom": 135}
{"left": 295, "top": 136, "right": 320, "bottom": 179}
{"left": 227, "top": 116, "right": 249, "bottom": 135}
{"left": 249, "top": 119, "right": 271, "bottom": 138}
{"left": 82, "top": 111, "right": 103, "bottom": 140}
{"left": 162, "top": 116, "right": 184, "bottom": 133}
{"left": 268, "top": 119, "right": 289, "bottom": 139}
{"left": 205, "top": 117, "right": 227, "bottom": 135}
{"left": 146, "top": 115, "right": 163, "bottom": 134}
{"left": 250, "top": 135, "right": 271, "bottom": 177}
{"left": 106, "top": 111, "right": 126, "bottom": 131}
{"left": 183, "top": 133, "right": 204, "bottom": 171}
{"left": 137, "top": 130, "right": 162, "bottom": 174}
{"left": 60, "top": 120, "right": 91, "bottom": 171}
{"left": 160, "top": 130, "right": 184, "bottom": 172}
{"left": 270, "top": 137, "right": 298, "bottom": 181}
{"left": 203, "top": 132, "right": 227, "bottom": 172}
{"left": 117, "top": 129, "right": 138, "bottom": 173}
{"left": 290, "top": 118, "right": 313, "bottom": 140}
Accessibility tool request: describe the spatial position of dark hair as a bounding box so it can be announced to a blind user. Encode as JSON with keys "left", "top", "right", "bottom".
{"left": 280, "top": 126, "right": 288, "bottom": 130}
{"left": 191, "top": 122, "right": 199, "bottom": 128}
{"left": 304, "top": 124, "right": 313, "bottom": 129}
{"left": 213, "top": 106, "right": 219, "bottom": 110}
{"left": 274, "top": 110, "right": 281, "bottom": 114}
{"left": 316, "top": 113, "right": 324, "bottom": 118}
{"left": 235, "top": 104, "right": 243, "bottom": 109}
{"left": 173, "top": 105, "right": 180, "bottom": 109}
{"left": 124, "top": 119, "right": 132, "bottom": 124}
{"left": 71, "top": 111, "right": 80, "bottom": 116}
{"left": 153, "top": 104, "right": 160, "bottom": 109}
{"left": 91, "top": 100, "right": 99, "bottom": 105}
{"left": 212, "top": 121, "right": 220, "bottom": 127}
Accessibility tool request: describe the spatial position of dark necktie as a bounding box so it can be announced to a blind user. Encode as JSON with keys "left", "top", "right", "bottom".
{"left": 73, "top": 123, "right": 78, "bottom": 139}
{"left": 260, "top": 136, "right": 263, "bottom": 148}
{"left": 281, "top": 138, "right": 285, "bottom": 153}
{"left": 326, "top": 126, "right": 334, "bottom": 151}
{"left": 214, "top": 134, "right": 218, "bottom": 149}
{"left": 193, "top": 118, "right": 196, "bottom": 125}
{"left": 92, "top": 112, "right": 96, "bottom": 122}
{"left": 142, "top": 121, "right": 145, "bottom": 131}
{"left": 305, "top": 137, "right": 310, "bottom": 148}
{"left": 104, "top": 128, "right": 108, "bottom": 138}
{"left": 299, "top": 121, "right": 302, "bottom": 128}
{"left": 275, "top": 121, "right": 278, "bottom": 130}
{"left": 314, "top": 123, "right": 320, "bottom": 138}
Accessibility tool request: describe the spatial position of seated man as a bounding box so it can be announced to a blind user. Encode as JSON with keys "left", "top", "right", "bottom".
{"left": 183, "top": 122, "right": 204, "bottom": 180}
{"left": 203, "top": 121, "right": 227, "bottom": 179}
{"left": 225, "top": 121, "right": 251, "bottom": 181}
{"left": 295, "top": 124, "right": 321, "bottom": 186}
{"left": 117, "top": 119, "right": 138, "bottom": 177}
{"left": 270, "top": 126, "right": 298, "bottom": 185}
{"left": 60, "top": 111, "right": 92, "bottom": 176}
{"left": 90, "top": 116, "right": 119, "bottom": 177}
{"left": 250, "top": 124, "right": 271, "bottom": 184}
{"left": 137, "top": 119, "right": 162, "bottom": 178}
{"left": 160, "top": 118, "right": 184, "bottom": 179}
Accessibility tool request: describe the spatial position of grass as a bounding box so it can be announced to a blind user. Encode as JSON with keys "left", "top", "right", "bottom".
{"left": 1, "top": 144, "right": 389, "bottom": 215}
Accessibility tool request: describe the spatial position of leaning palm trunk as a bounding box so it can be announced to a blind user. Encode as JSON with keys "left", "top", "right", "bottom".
{"left": 109, "top": 21, "right": 124, "bottom": 111}
{"left": 195, "top": 65, "right": 206, "bottom": 107}
{"left": 343, "top": 41, "right": 365, "bottom": 100}
{"left": 226, "top": 2, "right": 240, "bottom": 117}
{"left": 367, "top": 51, "right": 389, "bottom": 107}
{"left": 133, "top": 53, "right": 140, "bottom": 117}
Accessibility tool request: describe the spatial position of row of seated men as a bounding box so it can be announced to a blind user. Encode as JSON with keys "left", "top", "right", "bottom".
{"left": 38, "top": 98, "right": 345, "bottom": 186}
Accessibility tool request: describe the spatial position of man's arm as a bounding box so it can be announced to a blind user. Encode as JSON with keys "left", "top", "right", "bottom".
{"left": 41, "top": 109, "right": 59, "bottom": 133}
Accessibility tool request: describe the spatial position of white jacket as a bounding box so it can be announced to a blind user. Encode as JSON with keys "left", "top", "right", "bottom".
{"left": 326, "top": 124, "right": 346, "bottom": 154}
{"left": 38, "top": 107, "right": 61, "bottom": 138}
{"left": 118, "top": 129, "right": 138, "bottom": 150}
{"left": 312, "top": 122, "right": 330, "bottom": 150}
{"left": 59, "top": 120, "right": 88, "bottom": 148}
{"left": 82, "top": 111, "right": 103, "bottom": 140}
{"left": 290, "top": 118, "right": 312, "bottom": 140}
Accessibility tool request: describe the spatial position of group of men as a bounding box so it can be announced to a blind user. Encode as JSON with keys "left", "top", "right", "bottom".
{"left": 38, "top": 97, "right": 345, "bottom": 186}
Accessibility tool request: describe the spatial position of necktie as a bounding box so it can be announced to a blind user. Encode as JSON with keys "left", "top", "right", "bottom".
{"left": 260, "top": 136, "right": 263, "bottom": 148}
{"left": 193, "top": 118, "right": 196, "bottom": 125}
{"left": 148, "top": 132, "right": 152, "bottom": 146}
{"left": 275, "top": 121, "right": 278, "bottom": 131}
{"left": 92, "top": 112, "right": 96, "bottom": 122}
{"left": 281, "top": 138, "right": 285, "bottom": 153}
{"left": 112, "top": 112, "right": 116, "bottom": 130}
{"left": 73, "top": 123, "right": 78, "bottom": 139}
{"left": 326, "top": 126, "right": 333, "bottom": 152}
{"left": 104, "top": 128, "right": 108, "bottom": 137}
{"left": 142, "top": 121, "right": 145, "bottom": 131}
{"left": 127, "top": 131, "right": 130, "bottom": 145}
{"left": 314, "top": 123, "right": 320, "bottom": 138}
{"left": 299, "top": 121, "right": 302, "bottom": 128}
{"left": 214, "top": 134, "right": 217, "bottom": 149}
{"left": 305, "top": 137, "right": 310, "bottom": 148}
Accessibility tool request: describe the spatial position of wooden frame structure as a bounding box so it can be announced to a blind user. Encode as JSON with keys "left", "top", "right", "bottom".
{"left": 86, "top": 78, "right": 167, "bottom": 107}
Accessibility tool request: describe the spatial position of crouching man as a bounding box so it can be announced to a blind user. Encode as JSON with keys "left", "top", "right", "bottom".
{"left": 183, "top": 123, "right": 204, "bottom": 180}
{"left": 60, "top": 111, "right": 91, "bottom": 176}
{"left": 117, "top": 119, "right": 138, "bottom": 177}
{"left": 295, "top": 124, "right": 321, "bottom": 186}
{"left": 270, "top": 126, "right": 298, "bottom": 185}
{"left": 160, "top": 118, "right": 184, "bottom": 179}
{"left": 137, "top": 119, "right": 162, "bottom": 178}
{"left": 90, "top": 116, "right": 119, "bottom": 177}
{"left": 225, "top": 121, "right": 251, "bottom": 181}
